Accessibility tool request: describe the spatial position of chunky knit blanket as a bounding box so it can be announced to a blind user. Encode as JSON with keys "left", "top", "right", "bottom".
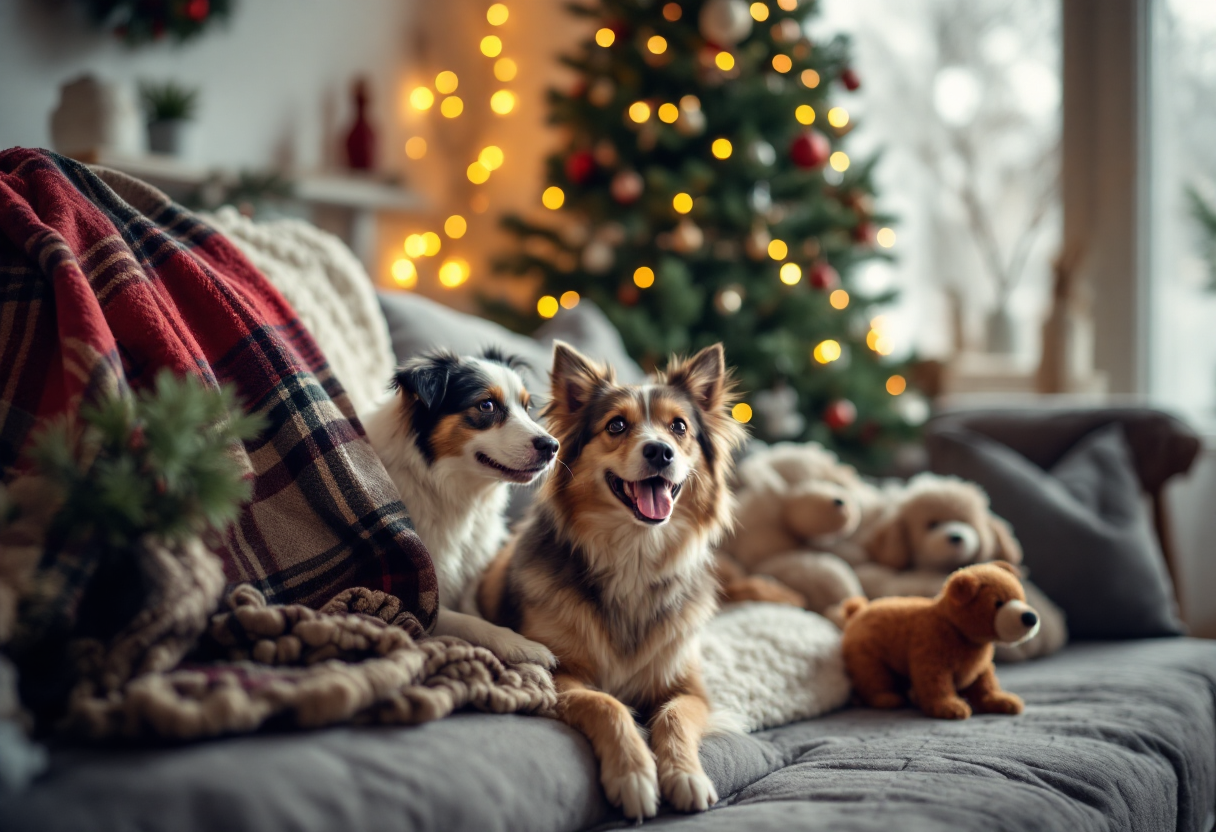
{"left": 0, "top": 149, "right": 554, "bottom": 738}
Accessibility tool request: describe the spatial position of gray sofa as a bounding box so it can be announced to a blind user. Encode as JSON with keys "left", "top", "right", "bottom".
{"left": 3, "top": 291, "right": 1214, "bottom": 832}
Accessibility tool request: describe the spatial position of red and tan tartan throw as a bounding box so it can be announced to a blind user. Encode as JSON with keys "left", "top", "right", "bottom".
{"left": 0, "top": 149, "right": 554, "bottom": 738}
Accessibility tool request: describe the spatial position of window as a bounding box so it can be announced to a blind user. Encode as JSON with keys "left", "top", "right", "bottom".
{"left": 1149, "top": 1, "right": 1216, "bottom": 424}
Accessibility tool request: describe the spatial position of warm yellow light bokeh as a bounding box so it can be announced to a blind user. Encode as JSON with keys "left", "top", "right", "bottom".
{"left": 481, "top": 35, "right": 503, "bottom": 57}
{"left": 471, "top": 193, "right": 491, "bottom": 213}
{"left": 886, "top": 375, "right": 907, "bottom": 395}
{"left": 750, "top": 2, "right": 770, "bottom": 21}
{"left": 595, "top": 27, "right": 615, "bottom": 47}
{"left": 877, "top": 227, "right": 896, "bottom": 248}
{"left": 663, "top": 2, "right": 682, "bottom": 21}
{"left": 658, "top": 103, "right": 679, "bottom": 123}
{"left": 732, "top": 403, "right": 753, "bottom": 423}
{"left": 772, "top": 54, "right": 792, "bottom": 73}
{"left": 537, "top": 295, "right": 559, "bottom": 318}
{"left": 410, "top": 86, "right": 434, "bottom": 110}
{"left": 422, "top": 231, "right": 441, "bottom": 257}
{"left": 560, "top": 290, "right": 581, "bottom": 309}
{"left": 779, "top": 262, "right": 802, "bottom": 284}
{"left": 829, "top": 289, "right": 850, "bottom": 309}
{"left": 494, "top": 58, "right": 518, "bottom": 82}
{"left": 648, "top": 35, "right": 667, "bottom": 54}
{"left": 479, "top": 145, "right": 505, "bottom": 170}
{"left": 673, "top": 192, "right": 694, "bottom": 214}
{"left": 680, "top": 94, "right": 701, "bottom": 111}
{"left": 715, "top": 51, "right": 736, "bottom": 71}
{"left": 542, "top": 186, "right": 565, "bottom": 209}
{"left": 628, "top": 101, "right": 651, "bottom": 123}
{"left": 467, "top": 161, "right": 491, "bottom": 184}
{"left": 440, "top": 96, "right": 464, "bottom": 118}
{"left": 391, "top": 258, "right": 417, "bottom": 289}
{"left": 487, "top": 3, "right": 509, "bottom": 26}
{"left": 827, "top": 107, "right": 849, "bottom": 128}
{"left": 444, "top": 215, "right": 467, "bottom": 239}
{"left": 801, "top": 69, "right": 820, "bottom": 88}
{"left": 438, "top": 258, "right": 470, "bottom": 288}
{"left": 778, "top": 0, "right": 799, "bottom": 9}
{"left": 633, "top": 266, "right": 655, "bottom": 288}
{"left": 435, "top": 71, "right": 458, "bottom": 94}
{"left": 490, "top": 90, "right": 517, "bottom": 115}
{"left": 795, "top": 104, "right": 815, "bottom": 125}
{"left": 813, "top": 339, "right": 842, "bottom": 364}
{"left": 405, "top": 136, "right": 427, "bottom": 159}
{"left": 404, "top": 234, "right": 427, "bottom": 258}
{"left": 829, "top": 151, "right": 851, "bottom": 171}
{"left": 767, "top": 239, "right": 788, "bottom": 260}
{"left": 711, "top": 138, "right": 732, "bottom": 159}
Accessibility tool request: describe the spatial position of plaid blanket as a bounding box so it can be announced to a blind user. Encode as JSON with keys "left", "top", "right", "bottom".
{"left": 0, "top": 148, "right": 435, "bottom": 619}
{"left": 0, "top": 149, "right": 555, "bottom": 737}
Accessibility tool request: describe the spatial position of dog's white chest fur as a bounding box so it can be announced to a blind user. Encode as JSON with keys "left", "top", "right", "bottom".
{"left": 364, "top": 404, "right": 509, "bottom": 610}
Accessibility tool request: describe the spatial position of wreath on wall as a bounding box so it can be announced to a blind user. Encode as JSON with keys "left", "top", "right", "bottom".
{"left": 78, "top": 0, "right": 234, "bottom": 47}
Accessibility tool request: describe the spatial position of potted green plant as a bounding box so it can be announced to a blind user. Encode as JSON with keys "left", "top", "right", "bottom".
{"left": 140, "top": 80, "right": 199, "bottom": 157}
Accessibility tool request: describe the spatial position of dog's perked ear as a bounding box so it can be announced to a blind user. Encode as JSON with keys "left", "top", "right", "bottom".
{"left": 666, "top": 344, "right": 727, "bottom": 412}
{"left": 391, "top": 357, "right": 451, "bottom": 411}
{"left": 986, "top": 516, "right": 1024, "bottom": 565}
{"left": 548, "top": 341, "right": 611, "bottom": 415}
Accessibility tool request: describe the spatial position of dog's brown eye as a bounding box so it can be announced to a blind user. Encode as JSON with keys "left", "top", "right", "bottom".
{"left": 995, "top": 599, "right": 1006, "bottom": 609}
{"left": 671, "top": 418, "right": 687, "bottom": 435}
{"left": 607, "top": 416, "right": 627, "bottom": 434}
{"left": 479, "top": 400, "right": 496, "bottom": 413}
{"left": 927, "top": 520, "right": 941, "bottom": 530}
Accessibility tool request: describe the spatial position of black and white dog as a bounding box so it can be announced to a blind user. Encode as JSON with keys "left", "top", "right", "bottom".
{"left": 364, "top": 349, "right": 558, "bottom": 665}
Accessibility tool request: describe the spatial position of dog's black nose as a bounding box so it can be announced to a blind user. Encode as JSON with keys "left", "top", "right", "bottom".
{"left": 1021, "top": 611, "right": 1038, "bottom": 628}
{"left": 532, "top": 436, "right": 559, "bottom": 459}
{"left": 832, "top": 498, "right": 846, "bottom": 508}
{"left": 642, "top": 441, "right": 674, "bottom": 468}
{"left": 947, "top": 533, "right": 965, "bottom": 545}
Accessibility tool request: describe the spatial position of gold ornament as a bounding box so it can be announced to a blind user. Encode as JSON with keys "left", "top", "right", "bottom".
{"left": 671, "top": 218, "right": 704, "bottom": 253}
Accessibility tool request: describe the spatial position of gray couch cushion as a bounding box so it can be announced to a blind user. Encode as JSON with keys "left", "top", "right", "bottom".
{"left": 926, "top": 424, "right": 1184, "bottom": 639}
{"left": 4, "top": 640, "right": 1215, "bottom": 832}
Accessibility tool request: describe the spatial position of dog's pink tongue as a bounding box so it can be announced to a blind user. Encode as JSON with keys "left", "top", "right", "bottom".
{"left": 636, "top": 479, "right": 674, "bottom": 521}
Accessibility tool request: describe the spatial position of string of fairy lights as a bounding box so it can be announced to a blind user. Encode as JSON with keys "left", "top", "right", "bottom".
{"left": 391, "top": 2, "right": 519, "bottom": 293}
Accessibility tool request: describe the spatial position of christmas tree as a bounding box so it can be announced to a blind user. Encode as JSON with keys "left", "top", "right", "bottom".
{"left": 492, "top": 0, "right": 918, "bottom": 466}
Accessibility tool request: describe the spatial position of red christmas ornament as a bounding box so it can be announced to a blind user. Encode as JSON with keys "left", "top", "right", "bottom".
{"left": 618, "top": 283, "right": 640, "bottom": 306}
{"left": 824, "top": 399, "right": 857, "bottom": 431}
{"left": 809, "top": 261, "right": 840, "bottom": 291}
{"left": 344, "top": 77, "right": 376, "bottom": 171}
{"left": 789, "top": 131, "right": 831, "bottom": 169}
{"left": 186, "top": 0, "right": 210, "bottom": 21}
{"left": 852, "top": 221, "right": 878, "bottom": 246}
{"left": 841, "top": 68, "right": 862, "bottom": 91}
{"left": 565, "top": 150, "right": 597, "bottom": 185}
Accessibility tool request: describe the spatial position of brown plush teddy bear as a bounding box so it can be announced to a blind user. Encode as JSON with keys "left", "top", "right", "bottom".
{"left": 839, "top": 562, "right": 1039, "bottom": 720}
{"left": 850, "top": 473, "right": 1068, "bottom": 662}
{"left": 717, "top": 443, "right": 883, "bottom": 613}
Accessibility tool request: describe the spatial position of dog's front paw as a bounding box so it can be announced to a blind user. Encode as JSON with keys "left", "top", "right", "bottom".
{"left": 603, "top": 760, "right": 660, "bottom": 822}
{"left": 973, "top": 691, "right": 1024, "bottom": 715}
{"left": 923, "top": 696, "right": 972, "bottom": 720}
{"left": 494, "top": 631, "right": 558, "bottom": 668}
{"left": 661, "top": 769, "right": 718, "bottom": 813}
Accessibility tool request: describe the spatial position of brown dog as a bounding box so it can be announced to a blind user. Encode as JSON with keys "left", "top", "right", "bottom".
{"left": 480, "top": 342, "right": 746, "bottom": 820}
{"left": 840, "top": 562, "right": 1039, "bottom": 719}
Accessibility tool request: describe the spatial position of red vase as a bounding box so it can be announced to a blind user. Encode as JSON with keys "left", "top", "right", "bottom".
{"left": 345, "top": 78, "right": 375, "bottom": 171}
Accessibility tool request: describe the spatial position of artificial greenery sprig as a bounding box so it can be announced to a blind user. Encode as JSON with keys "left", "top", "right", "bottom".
{"left": 32, "top": 370, "right": 266, "bottom": 549}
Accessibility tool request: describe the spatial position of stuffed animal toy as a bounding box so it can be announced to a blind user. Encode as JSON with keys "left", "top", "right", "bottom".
{"left": 850, "top": 473, "right": 1068, "bottom": 662}
{"left": 717, "top": 443, "right": 882, "bottom": 613}
{"left": 839, "top": 562, "right": 1039, "bottom": 720}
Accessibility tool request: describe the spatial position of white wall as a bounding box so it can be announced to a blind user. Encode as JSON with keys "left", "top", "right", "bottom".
{"left": 0, "top": 0, "right": 417, "bottom": 173}
{"left": 1167, "top": 442, "right": 1216, "bottom": 638}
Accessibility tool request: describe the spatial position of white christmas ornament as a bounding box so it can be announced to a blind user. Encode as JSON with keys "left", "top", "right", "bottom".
{"left": 748, "top": 140, "right": 776, "bottom": 166}
{"left": 671, "top": 218, "right": 704, "bottom": 253}
{"left": 610, "top": 170, "right": 644, "bottom": 204}
{"left": 675, "top": 106, "right": 706, "bottom": 137}
{"left": 582, "top": 240, "right": 614, "bottom": 273}
{"left": 752, "top": 383, "right": 806, "bottom": 439}
{"left": 699, "top": 0, "right": 753, "bottom": 46}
